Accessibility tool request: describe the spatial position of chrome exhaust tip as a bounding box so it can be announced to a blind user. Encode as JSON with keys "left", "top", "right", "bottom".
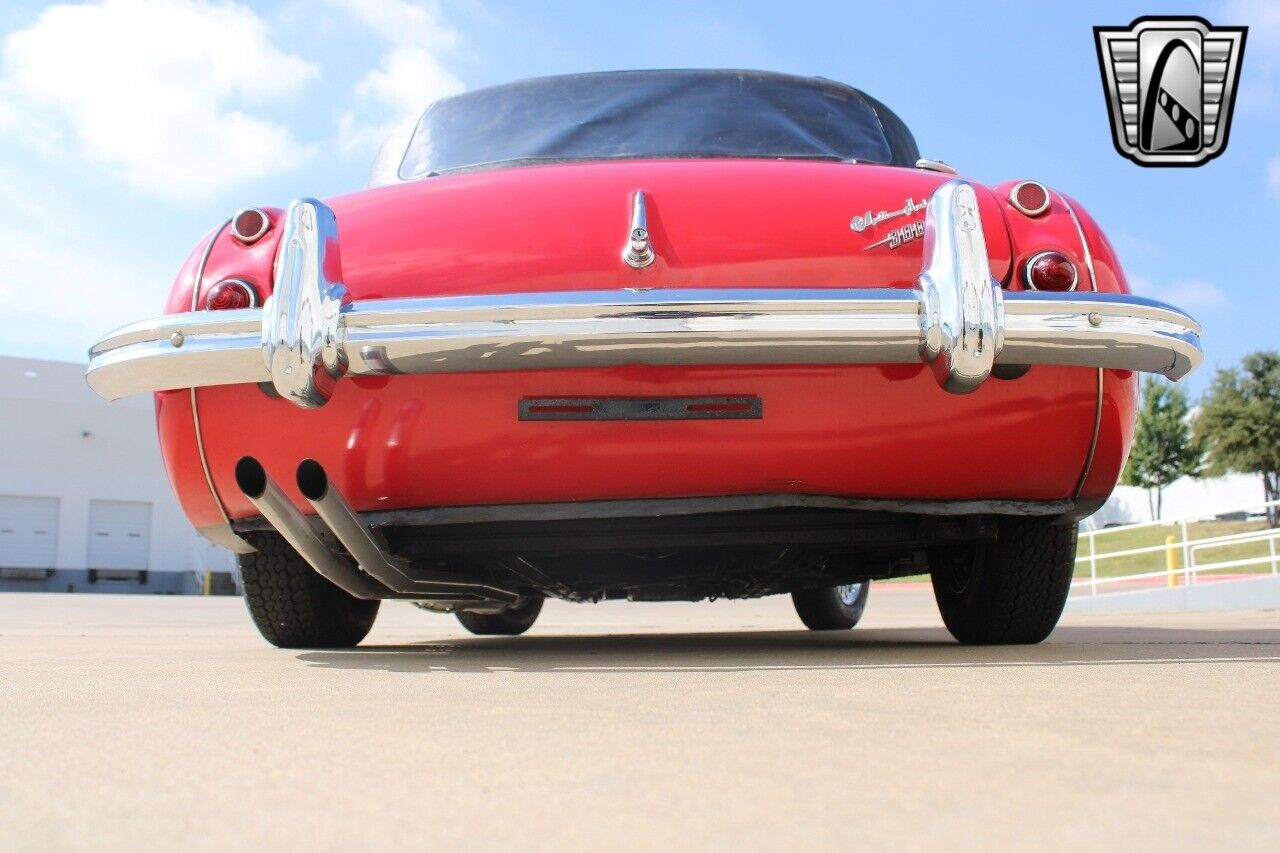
{"left": 234, "top": 456, "right": 268, "bottom": 500}
{"left": 295, "top": 458, "right": 520, "bottom": 605}
{"left": 295, "top": 458, "right": 330, "bottom": 503}
{"left": 234, "top": 456, "right": 389, "bottom": 600}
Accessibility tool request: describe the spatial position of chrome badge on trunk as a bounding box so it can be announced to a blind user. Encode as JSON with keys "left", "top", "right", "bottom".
{"left": 1095, "top": 16, "right": 1247, "bottom": 167}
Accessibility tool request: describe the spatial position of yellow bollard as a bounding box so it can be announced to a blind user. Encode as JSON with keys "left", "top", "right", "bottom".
{"left": 1165, "top": 535, "right": 1181, "bottom": 588}
{"left": 203, "top": 569, "right": 212, "bottom": 596}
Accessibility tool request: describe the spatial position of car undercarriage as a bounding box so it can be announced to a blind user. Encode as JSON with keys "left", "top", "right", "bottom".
{"left": 231, "top": 486, "right": 1084, "bottom": 604}
{"left": 380, "top": 506, "right": 996, "bottom": 603}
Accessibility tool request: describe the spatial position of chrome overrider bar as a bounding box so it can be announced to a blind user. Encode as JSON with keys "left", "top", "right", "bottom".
{"left": 86, "top": 181, "right": 1202, "bottom": 406}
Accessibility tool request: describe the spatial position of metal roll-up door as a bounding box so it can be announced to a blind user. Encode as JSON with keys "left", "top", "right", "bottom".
{"left": 86, "top": 500, "right": 151, "bottom": 571}
{"left": 0, "top": 495, "right": 59, "bottom": 569}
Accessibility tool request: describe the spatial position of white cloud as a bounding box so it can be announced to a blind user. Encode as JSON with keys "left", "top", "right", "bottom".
{"left": 330, "top": 0, "right": 459, "bottom": 49}
{"left": 0, "top": 231, "right": 166, "bottom": 361}
{"left": 0, "top": 167, "right": 172, "bottom": 362}
{"left": 1129, "top": 275, "right": 1229, "bottom": 310}
{"left": 1, "top": 0, "right": 318, "bottom": 203}
{"left": 328, "top": 0, "right": 465, "bottom": 153}
{"left": 1269, "top": 156, "right": 1280, "bottom": 191}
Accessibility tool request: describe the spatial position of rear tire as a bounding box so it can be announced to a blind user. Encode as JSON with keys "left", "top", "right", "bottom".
{"left": 930, "top": 516, "right": 1076, "bottom": 645}
{"left": 456, "top": 597, "right": 544, "bottom": 636}
{"left": 791, "top": 582, "right": 869, "bottom": 631}
{"left": 237, "top": 532, "right": 380, "bottom": 649}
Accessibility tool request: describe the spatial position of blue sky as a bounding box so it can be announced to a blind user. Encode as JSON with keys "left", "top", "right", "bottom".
{"left": 1, "top": 0, "right": 1276, "bottom": 397}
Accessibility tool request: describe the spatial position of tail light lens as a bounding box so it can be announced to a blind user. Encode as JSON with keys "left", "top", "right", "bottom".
{"left": 1024, "top": 251, "right": 1078, "bottom": 292}
{"left": 204, "top": 278, "right": 258, "bottom": 310}
{"left": 231, "top": 208, "right": 271, "bottom": 244}
{"left": 1009, "top": 181, "right": 1050, "bottom": 217}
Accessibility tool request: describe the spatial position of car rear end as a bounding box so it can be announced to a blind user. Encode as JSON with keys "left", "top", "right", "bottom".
{"left": 127, "top": 155, "right": 1165, "bottom": 541}
{"left": 85, "top": 70, "right": 1200, "bottom": 646}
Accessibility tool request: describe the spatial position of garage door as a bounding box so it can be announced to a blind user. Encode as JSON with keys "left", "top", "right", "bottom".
{"left": 0, "top": 495, "right": 59, "bottom": 569}
{"left": 86, "top": 500, "right": 151, "bottom": 571}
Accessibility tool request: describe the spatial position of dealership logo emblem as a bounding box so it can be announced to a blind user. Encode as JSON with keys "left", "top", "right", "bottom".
{"left": 1094, "top": 17, "right": 1247, "bottom": 167}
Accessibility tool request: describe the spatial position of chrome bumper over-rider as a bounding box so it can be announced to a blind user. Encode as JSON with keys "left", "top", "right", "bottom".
{"left": 86, "top": 181, "right": 1202, "bottom": 406}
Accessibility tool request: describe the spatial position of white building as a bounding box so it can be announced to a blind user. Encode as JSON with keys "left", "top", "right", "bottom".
{"left": 0, "top": 356, "right": 234, "bottom": 593}
{"left": 1083, "top": 474, "right": 1267, "bottom": 529}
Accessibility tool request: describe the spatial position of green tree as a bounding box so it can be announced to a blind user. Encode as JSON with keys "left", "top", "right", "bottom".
{"left": 1122, "top": 377, "right": 1201, "bottom": 520}
{"left": 1195, "top": 351, "right": 1280, "bottom": 526}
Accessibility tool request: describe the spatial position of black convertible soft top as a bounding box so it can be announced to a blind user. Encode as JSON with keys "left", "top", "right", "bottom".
{"left": 398, "top": 69, "right": 920, "bottom": 178}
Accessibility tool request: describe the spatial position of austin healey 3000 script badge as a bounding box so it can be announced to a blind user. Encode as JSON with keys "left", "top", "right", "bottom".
{"left": 1095, "top": 17, "right": 1246, "bottom": 167}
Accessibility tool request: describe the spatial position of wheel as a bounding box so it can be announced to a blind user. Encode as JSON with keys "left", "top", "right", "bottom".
{"left": 456, "top": 597, "right": 544, "bottom": 636}
{"left": 930, "top": 516, "right": 1076, "bottom": 645}
{"left": 237, "top": 532, "right": 380, "bottom": 649}
{"left": 791, "top": 582, "right": 869, "bottom": 631}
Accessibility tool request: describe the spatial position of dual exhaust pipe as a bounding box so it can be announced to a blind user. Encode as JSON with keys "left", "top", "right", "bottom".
{"left": 234, "top": 457, "right": 519, "bottom": 606}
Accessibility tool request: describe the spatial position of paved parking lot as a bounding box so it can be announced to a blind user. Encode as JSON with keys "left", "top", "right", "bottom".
{"left": 2, "top": 589, "right": 1277, "bottom": 851}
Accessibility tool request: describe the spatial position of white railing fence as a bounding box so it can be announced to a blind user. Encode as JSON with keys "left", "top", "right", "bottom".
{"left": 1073, "top": 499, "right": 1280, "bottom": 597}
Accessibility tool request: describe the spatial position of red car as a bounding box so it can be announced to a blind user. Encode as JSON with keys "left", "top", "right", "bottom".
{"left": 88, "top": 70, "right": 1201, "bottom": 647}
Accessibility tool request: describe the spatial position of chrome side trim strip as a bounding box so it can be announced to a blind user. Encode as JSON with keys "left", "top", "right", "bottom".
{"left": 1061, "top": 195, "right": 1105, "bottom": 499}
{"left": 1075, "top": 367, "right": 1105, "bottom": 498}
{"left": 185, "top": 220, "right": 246, "bottom": 546}
{"left": 1061, "top": 197, "right": 1099, "bottom": 293}
{"left": 189, "top": 220, "right": 230, "bottom": 313}
{"left": 190, "top": 389, "right": 224, "bottom": 519}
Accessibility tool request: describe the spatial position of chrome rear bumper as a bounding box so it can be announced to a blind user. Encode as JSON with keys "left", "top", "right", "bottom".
{"left": 87, "top": 182, "right": 1201, "bottom": 407}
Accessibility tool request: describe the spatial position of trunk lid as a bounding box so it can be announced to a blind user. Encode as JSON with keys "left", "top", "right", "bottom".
{"left": 328, "top": 159, "right": 1012, "bottom": 299}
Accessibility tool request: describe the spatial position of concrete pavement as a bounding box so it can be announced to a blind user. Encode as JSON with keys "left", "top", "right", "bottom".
{"left": 1, "top": 589, "right": 1277, "bottom": 851}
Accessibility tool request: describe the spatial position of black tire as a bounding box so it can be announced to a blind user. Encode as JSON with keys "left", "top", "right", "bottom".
{"left": 791, "top": 582, "right": 870, "bottom": 631}
{"left": 237, "top": 532, "right": 380, "bottom": 649}
{"left": 456, "top": 597, "right": 544, "bottom": 636}
{"left": 930, "top": 516, "right": 1076, "bottom": 645}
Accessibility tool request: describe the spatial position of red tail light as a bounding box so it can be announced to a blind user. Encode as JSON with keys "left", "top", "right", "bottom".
{"left": 204, "top": 279, "right": 258, "bottom": 310}
{"left": 1009, "top": 181, "right": 1050, "bottom": 217}
{"left": 231, "top": 208, "right": 271, "bottom": 244}
{"left": 1024, "top": 251, "right": 1078, "bottom": 292}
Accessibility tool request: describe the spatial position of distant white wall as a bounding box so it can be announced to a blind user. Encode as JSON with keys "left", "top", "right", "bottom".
{"left": 0, "top": 356, "right": 233, "bottom": 574}
{"left": 1084, "top": 473, "right": 1267, "bottom": 529}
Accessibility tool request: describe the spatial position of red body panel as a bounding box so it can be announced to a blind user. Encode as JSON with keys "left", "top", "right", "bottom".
{"left": 155, "top": 390, "right": 226, "bottom": 529}
{"left": 154, "top": 159, "right": 1137, "bottom": 526}
{"left": 184, "top": 161, "right": 1012, "bottom": 306}
{"left": 192, "top": 364, "right": 1099, "bottom": 520}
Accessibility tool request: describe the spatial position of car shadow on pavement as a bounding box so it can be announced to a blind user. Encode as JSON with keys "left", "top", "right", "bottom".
{"left": 296, "top": 624, "right": 1280, "bottom": 674}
